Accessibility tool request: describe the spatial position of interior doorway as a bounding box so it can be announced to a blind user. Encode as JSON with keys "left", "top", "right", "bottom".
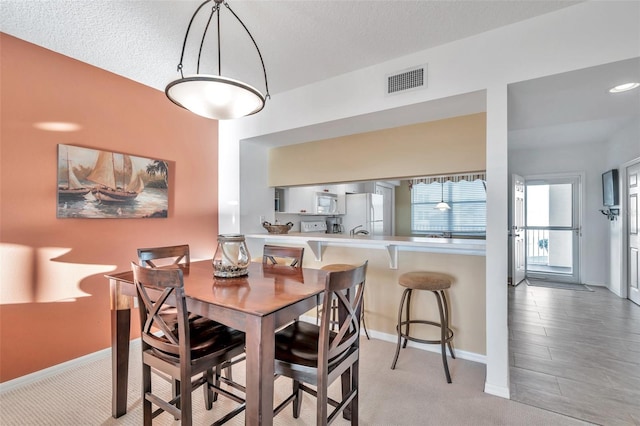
{"left": 524, "top": 174, "right": 582, "bottom": 283}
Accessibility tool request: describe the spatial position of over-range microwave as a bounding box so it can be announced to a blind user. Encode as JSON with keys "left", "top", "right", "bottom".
{"left": 315, "top": 192, "right": 338, "bottom": 214}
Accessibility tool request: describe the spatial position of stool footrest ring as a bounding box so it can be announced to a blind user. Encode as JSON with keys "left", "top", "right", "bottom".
{"left": 395, "top": 320, "right": 454, "bottom": 345}
{"left": 390, "top": 285, "right": 455, "bottom": 383}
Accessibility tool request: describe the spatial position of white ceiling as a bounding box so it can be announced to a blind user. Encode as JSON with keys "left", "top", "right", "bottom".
{"left": 509, "top": 57, "right": 640, "bottom": 150}
{"left": 2, "top": 0, "right": 638, "bottom": 150}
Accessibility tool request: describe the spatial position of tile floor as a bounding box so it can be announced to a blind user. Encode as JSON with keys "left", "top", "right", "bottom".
{"left": 509, "top": 282, "right": 640, "bottom": 425}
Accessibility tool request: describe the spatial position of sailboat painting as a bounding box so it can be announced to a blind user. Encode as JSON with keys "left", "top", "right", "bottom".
{"left": 57, "top": 144, "right": 169, "bottom": 219}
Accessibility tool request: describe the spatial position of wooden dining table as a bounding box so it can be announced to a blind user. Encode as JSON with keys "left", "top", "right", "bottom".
{"left": 105, "top": 260, "right": 328, "bottom": 425}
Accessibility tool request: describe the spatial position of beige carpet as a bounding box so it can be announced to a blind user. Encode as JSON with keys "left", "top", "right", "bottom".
{"left": 0, "top": 338, "right": 592, "bottom": 425}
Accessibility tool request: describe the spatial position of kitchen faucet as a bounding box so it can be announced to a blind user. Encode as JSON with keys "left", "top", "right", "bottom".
{"left": 350, "top": 225, "right": 369, "bottom": 236}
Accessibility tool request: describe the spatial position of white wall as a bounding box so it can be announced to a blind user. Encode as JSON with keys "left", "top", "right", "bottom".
{"left": 605, "top": 119, "right": 640, "bottom": 296}
{"left": 219, "top": 1, "right": 640, "bottom": 398}
{"left": 239, "top": 140, "right": 273, "bottom": 235}
{"left": 607, "top": 119, "right": 640, "bottom": 166}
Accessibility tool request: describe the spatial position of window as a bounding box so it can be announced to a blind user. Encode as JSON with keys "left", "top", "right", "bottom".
{"left": 411, "top": 180, "right": 486, "bottom": 235}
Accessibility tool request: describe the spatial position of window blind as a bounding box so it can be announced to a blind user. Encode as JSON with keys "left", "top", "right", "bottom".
{"left": 411, "top": 180, "right": 486, "bottom": 235}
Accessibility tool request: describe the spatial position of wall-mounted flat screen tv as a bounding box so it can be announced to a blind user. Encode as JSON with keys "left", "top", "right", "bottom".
{"left": 602, "top": 169, "right": 619, "bottom": 206}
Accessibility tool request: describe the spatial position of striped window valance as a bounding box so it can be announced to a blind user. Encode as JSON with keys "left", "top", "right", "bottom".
{"left": 409, "top": 172, "right": 486, "bottom": 189}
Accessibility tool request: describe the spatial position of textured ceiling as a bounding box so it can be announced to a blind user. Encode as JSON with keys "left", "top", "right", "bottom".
{"left": 2, "top": 1, "right": 638, "bottom": 150}
{"left": 0, "top": 0, "right": 581, "bottom": 94}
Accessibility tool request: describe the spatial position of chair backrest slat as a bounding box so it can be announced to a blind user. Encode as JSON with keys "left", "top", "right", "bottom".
{"left": 132, "top": 262, "right": 189, "bottom": 359}
{"left": 262, "top": 245, "right": 304, "bottom": 267}
{"left": 318, "top": 261, "right": 368, "bottom": 366}
{"left": 138, "top": 244, "right": 190, "bottom": 268}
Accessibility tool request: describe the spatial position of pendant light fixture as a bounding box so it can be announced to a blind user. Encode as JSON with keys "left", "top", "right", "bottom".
{"left": 165, "top": 0, "right": 270, "bottom": 120}
{"left": 435, "top": 180, "right": 451, "bottom": 211}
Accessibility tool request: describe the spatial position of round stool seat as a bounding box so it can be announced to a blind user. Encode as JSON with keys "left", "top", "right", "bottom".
{"left": 398, "top": 271, "right": 452, "bottom": 291}
{"left": 321, "top": 263, "right": 355, "bottom": 272}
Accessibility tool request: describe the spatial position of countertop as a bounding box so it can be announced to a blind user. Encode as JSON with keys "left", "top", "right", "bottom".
{"left": 249, "top": 231, "right": 484, "bottom": 246}
{"left": 246, "top": 232, "right": 486, "bottom": 267}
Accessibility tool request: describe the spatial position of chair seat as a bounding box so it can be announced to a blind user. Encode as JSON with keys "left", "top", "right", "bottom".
{"left": 150, "top": 323, "right": 245, "bottom": 362}
{"left": 158, "top": 307, "right": 205, "bottom": 328}
{"left": 398, "top": 271, "right": 452, "bottom": 291}
{"left": 158, "top": 309, "right": 233, "bottom": 356}
{"left": 275, "top": 321, "right": 341, "bottom": 367}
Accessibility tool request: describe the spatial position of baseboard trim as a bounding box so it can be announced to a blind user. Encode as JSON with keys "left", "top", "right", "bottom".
{"left": 0, "top": 340, "right": 140, "bottom": 394}
{"left": 484, "top": 382, "right": 511, "bottom": 399}
{"left": 2, "top": 320, "right": 487, "bottom": 394}
{"left": 301, "top": 315, "right": 487, "bottom": 364}
{"left": 367, "top": 329, "right": 487, "bottom": 365}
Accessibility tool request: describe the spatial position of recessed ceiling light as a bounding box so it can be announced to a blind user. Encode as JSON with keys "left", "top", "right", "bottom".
{"left": 608, "top": 82, "right": 640, "bottom": 93}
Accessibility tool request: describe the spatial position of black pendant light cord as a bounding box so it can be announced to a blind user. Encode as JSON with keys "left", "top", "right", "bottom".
{"left": 224, "top": 2, "right": 270, "bottom": 99}
{"left": 176, "top": 0, "right": 211, "bottom": 78}
{"left": 197, "top": 3, "right": 218, "bottom": 75}
{"left": 175, "top": 0, "right": 270, "bottom": 100}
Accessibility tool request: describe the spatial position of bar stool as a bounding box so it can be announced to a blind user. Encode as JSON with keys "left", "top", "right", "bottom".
{"left": 320, "top": 264, "right": 370, "bottom": 339}
{"left": 390, "top": 271, "right": 455, "bottom": 383}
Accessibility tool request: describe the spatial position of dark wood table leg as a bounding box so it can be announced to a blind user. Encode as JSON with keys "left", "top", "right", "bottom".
{"left": 110, "top": 279, "right": 132, "bottom": 418}
{"left": 245, "top": 314, "right": 275, "bottom": 426}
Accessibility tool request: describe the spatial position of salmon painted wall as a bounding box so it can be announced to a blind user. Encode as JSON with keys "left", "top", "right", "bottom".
{"left": 0, "top": 34, "right": 219, "bottom": 382}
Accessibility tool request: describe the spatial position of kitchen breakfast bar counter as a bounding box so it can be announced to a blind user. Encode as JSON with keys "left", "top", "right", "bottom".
{"left": 247, "top": 232, "right": 488, "bottom": 358}
{"left": 246, "top": 233, "right": 485, "bottom": 269}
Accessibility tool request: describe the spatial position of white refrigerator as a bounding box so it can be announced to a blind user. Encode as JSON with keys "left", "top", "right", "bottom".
{"left": 343, "top": 193, "right": 385, "bottom": 235}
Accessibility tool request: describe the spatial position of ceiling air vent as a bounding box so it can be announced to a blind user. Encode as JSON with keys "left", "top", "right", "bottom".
{"left": 386, "top": 65, "right": 426, "bottom": 95}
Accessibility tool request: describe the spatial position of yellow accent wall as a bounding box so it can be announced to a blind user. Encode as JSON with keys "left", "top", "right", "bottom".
{"left": 254, "top": 243, "right": 487, "bottom": 356}
{"left": 395, "top": 180, "right": 413, "bottom": 236}
{"left": 268, "top": 113, "right": 486, "bottom": 187}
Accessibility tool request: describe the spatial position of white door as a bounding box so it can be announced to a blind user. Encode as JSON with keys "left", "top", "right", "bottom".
{"left": 525, "top": 175, "right": 581, "bottom": 283}
{"left": 511, "top": 174, "right": 526, "bottom": 286}
{"left": 628, "top": 162, "right": 640, "bottom": 305}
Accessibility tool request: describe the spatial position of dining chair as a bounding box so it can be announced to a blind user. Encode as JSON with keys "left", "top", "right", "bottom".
{"left": 262, "top": 244, "right": 305, "bottom": 267}
{"left": 137, "top": 244, "right": 236, "bottom": 396}
{"left": 131, "top": 262, "right": 246, "bottom": 426}
{"left": 273, "top": 261, "right": 368, "bottom": 425}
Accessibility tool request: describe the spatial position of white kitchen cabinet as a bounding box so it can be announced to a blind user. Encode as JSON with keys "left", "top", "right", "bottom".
{"left": 283, "top": 186, "right": 316, "bottom": 213}
{"left": 276, "top": 184, "right": 347, "bottom": 215}
{"left": 338, "top": 183, "right": 365, "bottom": 194}
{"left": 316, "top": 184, "right": 337, "bottom": 194}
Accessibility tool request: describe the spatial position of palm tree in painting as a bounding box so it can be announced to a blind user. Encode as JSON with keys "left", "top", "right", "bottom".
{"left": 146, "top": 160, "right": 168, "bottom": 187}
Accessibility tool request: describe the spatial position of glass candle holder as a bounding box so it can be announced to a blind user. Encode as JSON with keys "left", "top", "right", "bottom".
{"left": 212, "top": 234, "right": 251, "bottom": 278}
